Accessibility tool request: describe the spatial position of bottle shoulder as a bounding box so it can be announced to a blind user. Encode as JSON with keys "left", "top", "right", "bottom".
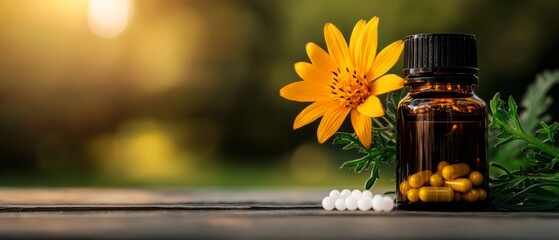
{"left": 398, "top": 94, "right": 487, "bottom": 115}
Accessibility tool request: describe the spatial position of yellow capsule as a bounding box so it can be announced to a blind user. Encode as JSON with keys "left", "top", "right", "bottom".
{"left": 468, "top": 171, "right": 484, "bottom": 186}
{"left": 478, "top": 188, "right": 487, "bottom": 201}
{"left": 437, "top": 161, "right": 449, "bottom": 172}
{"left": 408, "top": 170, "right": 432, "bottom": 188}
{"left": 418, "top": 187, "right": 454, "bottom": 202}
{"left": 407, "top": 189, "right": 419, "bottom": 202}
{"left": 444, "top": 178, "right": 472, "bottom": 193}
{"left": 442, "top": 163, "right": 470, "bottom": 180}
{"left": 454, "top": 191, "right": 462, "bottom": 201}
{"left": 429, "top": 173, "right": 444, "bottom": 187}
{"left": 463, "top": 189, "right": 480, "bottom": 202}
{"left": 399, "top": 181, "right": 412, "bottom": 195}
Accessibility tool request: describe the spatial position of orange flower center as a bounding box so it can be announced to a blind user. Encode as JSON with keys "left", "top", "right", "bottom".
{"left": 329, "top": 67, "right": 370, "bottom": 108}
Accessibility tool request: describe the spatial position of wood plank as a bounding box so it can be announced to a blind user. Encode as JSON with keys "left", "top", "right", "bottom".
{"left": 1, "top": 188, "right": 559, "bottom": 239}
{"left": 2, "top": 209, "right": 559, "bottom": 239}
{"left": 0, "top": 187, "right": 330, "bottom": 204}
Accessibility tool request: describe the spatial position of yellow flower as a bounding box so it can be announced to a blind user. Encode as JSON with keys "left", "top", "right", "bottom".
{"left": 279, "top": 17, "right": 404, "bottom": 148}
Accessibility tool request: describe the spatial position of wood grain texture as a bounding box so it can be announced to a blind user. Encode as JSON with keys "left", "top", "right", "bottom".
{"left": 1, "top": 188, "right": 558, "bottom": 239}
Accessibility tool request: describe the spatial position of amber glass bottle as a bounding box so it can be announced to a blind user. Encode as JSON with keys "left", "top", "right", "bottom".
{"left": 396, "top": 34, "right": 488, "bottom": 211}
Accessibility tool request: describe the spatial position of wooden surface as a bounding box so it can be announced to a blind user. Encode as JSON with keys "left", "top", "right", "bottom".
{"left": 1, "top": 188, "right": 559, "bottom": 239}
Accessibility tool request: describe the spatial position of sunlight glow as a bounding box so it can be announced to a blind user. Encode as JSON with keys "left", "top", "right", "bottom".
{"left": 87, "top": 0, "right": 133, "bottom": 38}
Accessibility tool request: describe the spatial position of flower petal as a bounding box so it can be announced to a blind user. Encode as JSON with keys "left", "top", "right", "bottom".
{"left": 368, "top": 40, "right": 404, "bottom": 81}
{"left": 317, "top": 104, "right": 351, "bottom": 144}
{"left": 279, "top": 81, "right": 330, "bottom": 102}
{"left": 294, "top": 62, "right": 331, "bottom": 85}
{"left": 370, "top": 74, "right": 405, "bottom": 96}
{"left": 349, "top": 19, "right": 366, "bottom": 67}
{"left": 361, "top": 17, "right": 379, "bottom": 73}
{"left": 324, "top": 23, "right": 351, "bottom": 68}
{"left": 293, "top": 101, "right": 335, "bottom": 129}
{"left": 306, "top": 42, "right": 337, "bottom": 73}
{"left": 357, "top": 95, "right": 384, "bottom": 117}
{"left": 351, "top": 109, "right": 372, "bottom": 148}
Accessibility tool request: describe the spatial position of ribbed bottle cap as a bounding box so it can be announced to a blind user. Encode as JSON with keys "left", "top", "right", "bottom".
{"left": 403, "top": 33, "right": 478, "bottom": 77}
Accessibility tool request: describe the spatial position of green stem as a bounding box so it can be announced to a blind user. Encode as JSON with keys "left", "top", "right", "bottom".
{"left": 503, "top": 182, "right": 559, "bottom": 203}
{"left": 518, "top": 130, "right": 559, "bottom": 160}
{"left": 384, "top": 146, "right": 396, "bottom": 151}
{"left": 496, "top": 117, "right": 559, "bottom": 160}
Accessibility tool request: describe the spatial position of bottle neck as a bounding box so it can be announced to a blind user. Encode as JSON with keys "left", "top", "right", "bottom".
{"left": 405, "top": 72, "right": 479, "bottom": 84}
{"left": 405, "top": 72, "right": 478, "bottom": 97}
{"left": 407, "top": 82, "right": 476, "bottom": 97}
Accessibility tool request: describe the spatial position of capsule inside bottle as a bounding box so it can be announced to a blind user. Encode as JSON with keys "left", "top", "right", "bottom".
{"left": 468, "top": 171, "right": 484, "bottom": 186}
{"left": 462, "top": 189, "right": 480, "bottom": 202}
{"left": 400, "top": 180, "right": 412, "bottom": 195}
{"left": 407, "top": 189, "right": 419, "bottom": 202}
{"left": 418, "top": 187, "right": 454, "bottom": 202}
{"left": 442, "top": 163, "right": 470, "bottom": 180}
{"left": 477, "top": 188, "right": 487, "bottom": 201}
{"left": 409, "top": 170, "right": 432, "bottom": 188}
{"left": 437, "top": 161, "right": 449, "bottom": 172}
{"left": 444, "top": 178, "right": 472, "bottom": 193}
{"left": 429, "top": 173, "right": 444, "bottom": 187}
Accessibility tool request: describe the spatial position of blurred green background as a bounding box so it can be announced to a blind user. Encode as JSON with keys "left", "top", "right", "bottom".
{"left": 1, "top": 0, "right": 558, "bottom": 188}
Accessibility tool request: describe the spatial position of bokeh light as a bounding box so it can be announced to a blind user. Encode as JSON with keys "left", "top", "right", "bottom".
{"left": 87, "top": 0, "right": 133, "bottom": 38}
{"left": 0, "top": 0, "right": 558, "bottom": 187}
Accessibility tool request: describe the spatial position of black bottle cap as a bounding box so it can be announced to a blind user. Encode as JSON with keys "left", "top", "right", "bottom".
{"left": 403, "top": 33, "right": 478, "bottom": 78}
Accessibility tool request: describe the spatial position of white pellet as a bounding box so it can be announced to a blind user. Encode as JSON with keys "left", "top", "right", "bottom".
{"left": 340, "top": 189, "right": 351, "bottom": 199}
{"left": 382, "top": 196, "right": 394, "bottom": 212}
{"left": 372, "top": 194, "right": 385, "bottom": 212}
{"left": 322, "top": 196, "right": 335, "bottom": 211}
{"left": 357, "top": 197, "right": 372, "bottom": 211}
{"left": 351, "top": 189, "right": 362, "bottom": 199}
{"left": 362, "top": 190, "right": 373, "bottom": 199}
{"left": 329, "top": 189, "right": 341, "bottom": 199}
{"left": 345, "top": 196, "right": 358, "bottom": 211}
{"left": 335, "top": 198, "right": 346, "bottom": 211}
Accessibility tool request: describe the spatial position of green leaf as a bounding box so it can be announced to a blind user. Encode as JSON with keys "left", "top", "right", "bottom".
{"left": 340, "top": 155, "right": 372, "bottom": 173}
{"left": 489, "top": 70, "right": 559, "bottom": 211}
{"left": 490, "top": 70, "right": 559, "bottom": 171}
{"left": 494, "top": 137, "right": 516, "bottom": 147}
{"left": 497, "top": 131, "right": 513, "bottom": 139}
{"left": 519, "top": 70, "right": 559, "bottom": 133}
{"left": 507, "top": 96, "right": 520, "bottom": 123}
